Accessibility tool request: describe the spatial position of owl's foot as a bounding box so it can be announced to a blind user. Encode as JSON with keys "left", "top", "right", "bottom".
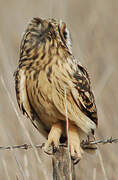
{"left": 43, "top": 122, "right": 63, "bottom": 155}
{"left": 68, "top": 124, "right": 84, "bottom": 162}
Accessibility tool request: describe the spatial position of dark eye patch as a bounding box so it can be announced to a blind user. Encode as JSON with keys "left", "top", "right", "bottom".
{"left": 58, "top": 26, "right": 66, "bottom": 46}
{"left": 63, "top": 30, "right": 67, "bottom": 39}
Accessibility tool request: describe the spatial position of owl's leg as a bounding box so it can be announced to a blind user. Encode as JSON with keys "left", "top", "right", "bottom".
{"left": 68, "top": 124, "right": 84, "bottom": 161}
{"left": 44, "top": 121, "right": 63, "bottom": 153}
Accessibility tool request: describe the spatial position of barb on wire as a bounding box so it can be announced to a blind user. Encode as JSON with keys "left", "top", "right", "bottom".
{"left": 81, "top": 137, "right": 118, "bottom": 150}
{"left": 0, "top": 137, "right": 117, "bottom": 151}
{"left": 0, "top": 143, "right": 44, "bottom": 150}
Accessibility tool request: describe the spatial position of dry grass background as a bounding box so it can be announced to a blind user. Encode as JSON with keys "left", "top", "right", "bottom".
{"left": 0, "top": 0, "right": 118, "bottom": 179}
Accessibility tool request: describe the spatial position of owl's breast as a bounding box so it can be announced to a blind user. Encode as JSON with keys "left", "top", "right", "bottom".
{"left": 26, "top": 69, "right": 64, "bottom": 129}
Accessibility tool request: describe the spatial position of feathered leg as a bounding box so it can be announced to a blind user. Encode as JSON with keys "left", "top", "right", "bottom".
{"left": 44, "top": 121, "right": 63, "bottom": 153}
{"left": 68, "top": 124, "right": 84, "bottom": 160}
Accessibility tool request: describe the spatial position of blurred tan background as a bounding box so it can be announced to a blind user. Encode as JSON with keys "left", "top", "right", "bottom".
{"left": 0, "top": 0, "right": 118, "bottom": 179}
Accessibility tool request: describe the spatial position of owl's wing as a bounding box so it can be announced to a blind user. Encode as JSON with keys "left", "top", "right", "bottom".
{"left": 72, "top": 64, "right": 98, "bottom": 127}
{"left": 14, "top": 68, "right": 49, "bottom": 137}
{"left": 14, "top": 68, "right": 33, "bottom": 118}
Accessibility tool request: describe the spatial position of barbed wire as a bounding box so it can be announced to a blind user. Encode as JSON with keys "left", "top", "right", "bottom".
{"left": 81, "top": 137, "right": 118, "bottom": 150}
{"left": 0, "top": 137, "right": 117, "bottom": 151}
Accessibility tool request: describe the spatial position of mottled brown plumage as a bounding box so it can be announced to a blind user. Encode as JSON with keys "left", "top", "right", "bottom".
{"left": 15, "top": 18, "right": 98, "bottom": 159}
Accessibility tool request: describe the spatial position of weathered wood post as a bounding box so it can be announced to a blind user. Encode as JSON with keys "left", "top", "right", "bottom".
{"left": 52, "top": 146, "right": 76, "bottom": 180}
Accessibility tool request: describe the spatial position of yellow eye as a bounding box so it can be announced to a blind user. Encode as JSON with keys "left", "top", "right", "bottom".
{"left": 63, "top": 30, "right": 67, "bottom": 39}
{"left": 59, "top": 20, "right": 72, "bottom": 53}
{"left": 60, "top": 22, "right": 67, "bottom": 40}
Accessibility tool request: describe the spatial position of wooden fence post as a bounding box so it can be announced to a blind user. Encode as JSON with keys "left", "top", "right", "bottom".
{"left": 52, "top": 146, "right": 76, "bottom": 180}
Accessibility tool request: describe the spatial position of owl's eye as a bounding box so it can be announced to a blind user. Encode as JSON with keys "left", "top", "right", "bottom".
{"left": 59, "top": 20, "right": 72, "bottom": 53}
{"left": 63, "top": 30, "right": 67, "bottom": 39}
{"left": 59, "top": 22, "right": 67, "bottom": 41}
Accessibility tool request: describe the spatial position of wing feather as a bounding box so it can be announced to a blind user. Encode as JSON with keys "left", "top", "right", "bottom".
{"left": 73, "top": 64, "right": 98, "bottom": 126}
{"left": 14, "top": 68, "right": 49, "bottom": 137}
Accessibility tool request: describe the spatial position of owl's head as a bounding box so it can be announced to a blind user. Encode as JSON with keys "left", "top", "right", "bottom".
{"left": 20, "top": 18, "right": 72, "bottom": 58}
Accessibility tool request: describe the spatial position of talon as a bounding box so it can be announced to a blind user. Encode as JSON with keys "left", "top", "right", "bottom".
{"left": 43, "top": 122, "right": 63, "bottom": 155}
{"left": 53, "top": 145, "right": 58, "bottom": 153}
{"left": 41, "top": 143, "right": 45, "bottom": 148}
{"left": 72, "top": 157, "right": 81, "bottom": 165}
{"left": 43, "top": 144, "right": 53, "bottom": 155}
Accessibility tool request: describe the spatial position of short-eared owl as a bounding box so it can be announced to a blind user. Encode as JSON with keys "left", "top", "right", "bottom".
{"left": 15, "top": 18, "right": 98, "bottom": 160}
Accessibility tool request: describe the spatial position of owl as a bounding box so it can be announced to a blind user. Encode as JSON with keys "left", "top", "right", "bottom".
{"left": 14, "top": 18, "right": 98, "bottom": 161}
